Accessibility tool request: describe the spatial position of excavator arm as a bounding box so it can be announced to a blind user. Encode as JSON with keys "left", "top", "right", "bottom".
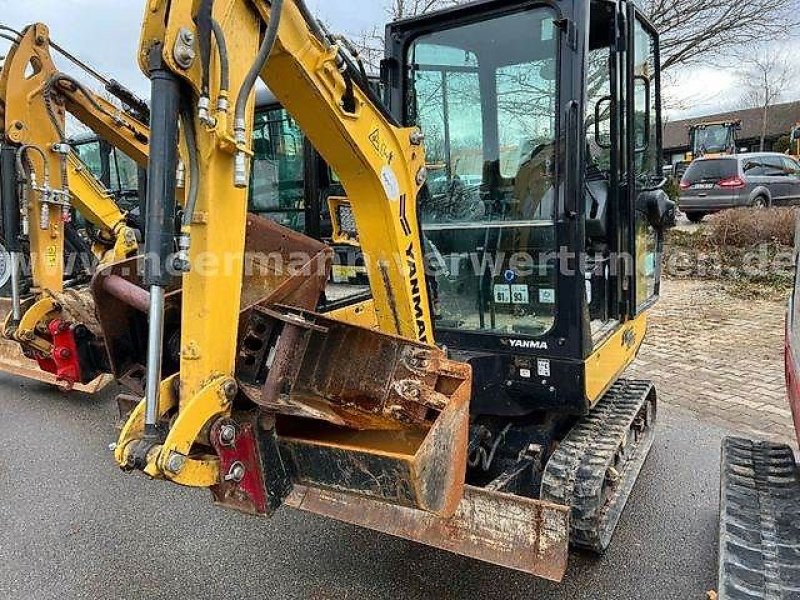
{"left": 0, "top": 23, "right": 149, "bottom": 269}
{"left": 0, "top": 23, "right": 152, "bottom": 388}
{"left": 112, "top": 0, "right": 469, "bottom": 494}
{"left": 117, "top": 0, "right": 439, "bottom": 470}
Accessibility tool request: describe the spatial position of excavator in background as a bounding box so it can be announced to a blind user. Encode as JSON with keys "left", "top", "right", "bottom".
{"left": 0, "top": 23, "right": 150, "bottom": 390}
{"left": 673, "top": 120, "right": 742, "bottom": 180}
{"left": 0, "top": 26, "right": 360, "bottom": 393}
{"left": 688, "top": 120, "right": 741, "bottom": 160}
{"left": 716, "top": 219, "right": 800, "bottom": 599}
{"left": 100, "top": 0, "right": 674, "bottom": 582}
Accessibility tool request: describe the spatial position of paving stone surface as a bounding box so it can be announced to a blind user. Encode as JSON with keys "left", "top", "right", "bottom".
{"left": 628, "top": 278, "right": 798, "bottom": 449}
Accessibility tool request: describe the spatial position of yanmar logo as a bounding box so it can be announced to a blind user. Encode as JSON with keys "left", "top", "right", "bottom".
{"left": 405, "top": 243, "right": 428, "bottom": 343}
{"left": 503, "top": 339, "right": 549, "bottom": 350}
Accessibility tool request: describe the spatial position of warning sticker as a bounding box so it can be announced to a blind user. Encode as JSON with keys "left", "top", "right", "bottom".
{"left": 511, "top": 284, "right": 529, "bottom": 305}
{"left": 494, "top": 284, "right": 511, "bottom": 304}
{"left": 46, "top": 246, "right": 58, "bottom": 267}
{"left": 537, "top": 359, "right": 551, "bottom": 377}
{"left": 380, "top": 166, "right": 400, "bottom": 201}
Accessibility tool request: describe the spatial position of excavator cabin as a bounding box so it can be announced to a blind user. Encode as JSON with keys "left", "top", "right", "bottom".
{"left": 385, "top": 0, "right": 673, "bottom": 417}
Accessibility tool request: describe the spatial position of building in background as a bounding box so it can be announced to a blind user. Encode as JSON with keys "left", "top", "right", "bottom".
{"left": 663, "top": 100, "right": 800, "bottom": 165}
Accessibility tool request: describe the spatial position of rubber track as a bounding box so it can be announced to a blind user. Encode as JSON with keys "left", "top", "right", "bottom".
{"left": 718, "top": 437, "right": 800, "bottom": 600}
{"left": 540, "top": 379, "right": 656, "bottom": 552}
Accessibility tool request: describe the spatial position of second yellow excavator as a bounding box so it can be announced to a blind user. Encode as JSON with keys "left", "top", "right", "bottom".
{"left": 0, "top": 23, "right": 149, "bottom": 390}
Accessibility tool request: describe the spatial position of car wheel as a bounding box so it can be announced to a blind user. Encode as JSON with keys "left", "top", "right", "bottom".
{"left": 750, "top": 196, "right": 768, "bottom": 209}
{"left": 686, "top": 212, "right": 705, "bottom": 223}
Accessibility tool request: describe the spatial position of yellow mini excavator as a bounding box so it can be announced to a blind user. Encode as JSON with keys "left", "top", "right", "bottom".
{"left": 100, "top": 0, "right": 675, "bottom": 581}
{"left": 0, "top": 23, "right": 150, "bottom": 390}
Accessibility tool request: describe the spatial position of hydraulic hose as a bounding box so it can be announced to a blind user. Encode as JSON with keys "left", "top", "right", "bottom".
{"left": 1, "top": 145, "right": 23, "bottom": 322}
{"left": 44, "top": 73, "right": 144, "bottom": 144}
{"left": 15, "top": 145, "right": 49, "bottom": 186}
{"left": 196, "top": 0, "right": 214, "bottom": 96}
{"left": 211, "top": 19, "right": 230, "bottom": 93}
{"left": 233, "top": 0, "right": 284, "bottom": 186}
{"left": 179, "top": 100, "right": 200, "bottom": 230}
{"left": 295, "top": 0, "right": 326, "bottom": 44}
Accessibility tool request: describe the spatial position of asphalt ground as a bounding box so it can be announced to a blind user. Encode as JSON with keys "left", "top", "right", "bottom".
{"left": 0, "top": 375, "right": 728, "bottom": 599}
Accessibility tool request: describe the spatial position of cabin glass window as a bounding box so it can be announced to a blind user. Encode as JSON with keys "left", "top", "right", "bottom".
{"left": 407, "top": 8, "right": 559, "bottom": 338}
{"left": 249, "top": 107, "right": 306, "bottom": 232}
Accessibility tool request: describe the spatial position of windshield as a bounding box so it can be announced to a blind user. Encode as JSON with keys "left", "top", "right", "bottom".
{"left": 683, "top": 158, "right": 738, "bottom": 184}
{"left": 73, "top": 140, "right": 138, "bottom": 193}
{"left": 692, "top": 124, "right": 733, "bottom": 156}
{"left": 407, "top": 7, "right": 559, "bottom": 338}
{"left": 249, "top": 106, "right": 306, "bottom": 232}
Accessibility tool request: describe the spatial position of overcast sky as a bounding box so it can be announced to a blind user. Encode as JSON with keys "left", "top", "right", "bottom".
{"left": 0, "top": 0, "right": 797, "bottom": 121}
{"left": 0, "top": 0, "right": 384, "bottom": 98}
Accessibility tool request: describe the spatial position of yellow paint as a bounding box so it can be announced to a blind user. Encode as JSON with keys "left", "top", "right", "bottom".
{"left": 45, "top": 246, "right": 58, "bottom": 268}
{"left": 155, "top": 376, "right": 233, "bottom": 487}
{"left": 115, "top": 375, "right": 179, "bottom": 469}
{"left": 1, "top": 25, "right": 146, "bottom": 291}
{"left": 0, "top": 23, "right": 148, "bottom": 368}
{"left": 327, "top": 298, "right": 378, "bottom": 329}
{"left": 252, "top": 0, "right": 433, "bottom": 343}
{"left": 12, "top": 296, "right": 59, "bottom": 355}
{"left": 0, "top": 24, "right": 66, "bottom": 294}
{"left": 584, "top": 313, "right": 648, "bottom": 405}
{"left": 117, "top": 0, "right": 440, "bottom": 488}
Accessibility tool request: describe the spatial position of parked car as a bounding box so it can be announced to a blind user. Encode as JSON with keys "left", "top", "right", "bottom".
{"left": 679, "top": 153, "right": 800, "bottom": 223}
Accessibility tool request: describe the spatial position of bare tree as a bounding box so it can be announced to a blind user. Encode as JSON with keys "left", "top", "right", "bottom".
{"left": 642, "top": 0, "right": 798, "bottom": 71}
{"left": 738, "top": 46, "right": 797, "bottom": 151}
{"left": 386, "top": 0, "right": 464, "bottom": 18}
{"left": 350, "top": 0, "right": 467, "bottom": 71}
{"left": 350, "top": 0, "right": 797, "bottom": 76}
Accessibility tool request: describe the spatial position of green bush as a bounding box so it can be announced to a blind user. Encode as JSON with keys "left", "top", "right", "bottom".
{"left": 664, "top": 207, "right": 798, "bottom": 300}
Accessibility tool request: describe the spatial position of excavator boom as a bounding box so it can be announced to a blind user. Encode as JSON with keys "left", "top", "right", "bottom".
{"left": 0, "top": 23, "right": 151, "bottom": 389}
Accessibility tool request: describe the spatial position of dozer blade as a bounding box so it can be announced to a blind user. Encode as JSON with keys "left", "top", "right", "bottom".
{"left": 0, "top": 298, "right": 111, "bottom": 393}
{"left": 285, "top": 484, "right": 570, "bottom": 582}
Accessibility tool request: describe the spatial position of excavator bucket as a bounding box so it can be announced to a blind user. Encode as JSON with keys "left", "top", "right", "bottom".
{"left": 97, "top": 216, "right": 472, "bottom": 514}
{"left": 0, "top": 297, "right": 112, "bottom": 392}
{"left": 232, "top": 305, "right": 472, "bottom": 516}
{"left": 91, "top": 214, "right": 334, "bottom": 394}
